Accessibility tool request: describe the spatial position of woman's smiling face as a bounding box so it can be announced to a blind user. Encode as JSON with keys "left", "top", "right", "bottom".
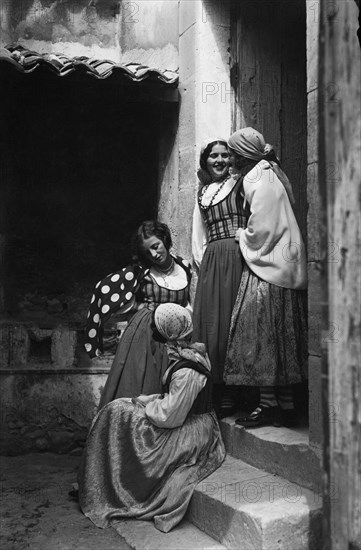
{"left": 206, "top": 144, "right": 230, "bottom": 181}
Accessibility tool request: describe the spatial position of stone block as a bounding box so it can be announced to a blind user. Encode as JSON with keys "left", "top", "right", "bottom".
{"left": 306, "top": 0, "right": 319, "bottom": 92}
{"left": 51, "top": 328, "right": 77, "bottom": 368}
{"left": 307, "top": 89, "right": 319, "bottom": 164}
{"left": 188, "top": 455, "right": 322, "bottom": 550}
{"left": 0, "top": 373, "right": 108, "bottom": 454}
{"left": 0, "top": 325, "right": 31, "bottom": 369}
{"left": 0, "top": 326, "right": 9, "bottom": 368}
{"left": 220, "top": 420, "right": 321, "bottom": 493}
{"left": 308, "top": 261, "right": 323, "bottom": 357}
{"left": 307, "top": 162, "right": 322, "bottom": 261}
{"left": 12, "top": 326, "right": 30, "bottom": 367}
{"left": 308, "top": 355, "right": 323, "bottom": 448}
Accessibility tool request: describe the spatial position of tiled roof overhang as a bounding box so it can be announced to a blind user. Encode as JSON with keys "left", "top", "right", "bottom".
{"left": 0, "top": 45, "right": 179, "bottom": 100}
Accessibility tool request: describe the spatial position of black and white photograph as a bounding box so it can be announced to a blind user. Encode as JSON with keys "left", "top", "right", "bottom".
{"left": 0, "top": 1, "right": 360, "bottom": 549}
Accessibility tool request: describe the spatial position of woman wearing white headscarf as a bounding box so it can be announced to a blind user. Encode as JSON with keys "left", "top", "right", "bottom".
{"left": 79, "top": 304, "right": 225, "bottom": 533}
{"left": 224, "top": 127, "right": 308, "bottom": 428}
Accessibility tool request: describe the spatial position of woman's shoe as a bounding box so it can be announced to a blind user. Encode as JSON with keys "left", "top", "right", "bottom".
{"left": 235, "top": 405, "right": 282, "bottom": 428}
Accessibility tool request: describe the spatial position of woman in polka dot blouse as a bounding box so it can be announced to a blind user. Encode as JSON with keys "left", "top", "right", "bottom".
{"left": 85, "top": 220, "right": 192, "bottom": 408}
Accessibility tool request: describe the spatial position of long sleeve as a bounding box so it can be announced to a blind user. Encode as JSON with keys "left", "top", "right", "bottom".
{"left": 145, "top": 368, "right": 207, "bottom": 428}
{"left": 238, "top": 161, "right": 307, "bottom": 289}
{"left": 192, "top": 202, "right": 208, "bottom": 269}
{"left": 84, "top": 265, "right": 148, "bottom": 358}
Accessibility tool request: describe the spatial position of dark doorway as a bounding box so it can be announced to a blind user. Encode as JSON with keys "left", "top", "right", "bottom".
{"left": 0, "top": 67, "right": 167, "bottom": 326}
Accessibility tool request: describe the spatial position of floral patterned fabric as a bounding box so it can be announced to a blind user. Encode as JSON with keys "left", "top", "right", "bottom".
{"left": 224, "top": 265, "right": 308, "bottom": 386}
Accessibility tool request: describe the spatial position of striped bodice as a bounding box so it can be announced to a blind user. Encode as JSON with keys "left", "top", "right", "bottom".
{"left": 199, "top": 175, "right": 251, "bottom": 242}
{"left": 138, "top": 258, "right": 191, "bottom": 309}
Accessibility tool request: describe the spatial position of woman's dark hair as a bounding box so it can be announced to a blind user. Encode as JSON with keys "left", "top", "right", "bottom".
{"left": 132, "top": 220, "right": 172, "bottom": 265}
{"left": 199, "top": 140, "right": 228, "bottom": 172}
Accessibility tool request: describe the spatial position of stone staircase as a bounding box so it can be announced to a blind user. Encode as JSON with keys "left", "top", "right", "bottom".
{"left": 112, "top": 419, "right": 323, "bottom": 550}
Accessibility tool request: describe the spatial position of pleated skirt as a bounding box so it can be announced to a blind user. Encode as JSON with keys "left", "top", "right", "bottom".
{"left": 192, "top": 238, "right": 244, "bottom": 384}
{"left": 224, "top": 264, "right": 308, "bottom": 386}
{"left": 78, "top": 400, "right": 225, "bottom": 533}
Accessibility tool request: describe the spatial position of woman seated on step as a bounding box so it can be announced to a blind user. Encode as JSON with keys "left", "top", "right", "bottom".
{"left": 78, "top": 303, "right": 226, "bottom": 533}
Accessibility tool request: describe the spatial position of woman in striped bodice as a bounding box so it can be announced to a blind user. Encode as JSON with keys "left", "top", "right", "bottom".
{"left": 191, "top": 139, "right": 252, "bottom": 415}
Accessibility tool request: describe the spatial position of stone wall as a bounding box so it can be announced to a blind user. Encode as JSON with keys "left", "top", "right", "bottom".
{"left": 318, "top": 1, "right": 361, "bottom": 546}
{"left": 0, "top": 372, "right": 108, "bottom": 455}
{"left": 0, "top": 321, "right": 114, "bottom": 454}
{"left": 306, "top": 0, "right": 323, "bottom": 449}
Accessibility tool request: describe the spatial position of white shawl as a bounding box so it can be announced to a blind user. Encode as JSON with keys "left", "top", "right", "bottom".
{"left": 237, "top": 160, "right": 307, "bottom": 289}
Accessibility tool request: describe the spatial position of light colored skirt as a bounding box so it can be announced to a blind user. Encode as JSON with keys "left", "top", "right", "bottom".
{"left": 98, "top": 308, "right": 168, "bottom": 409}
{"left": 192, "top": 238, "right": 244, "bottom": 384}
{"left": 224, "top": 265, "right": 308, "bottom": 386}
{"left": 78, "top": 400, "right": 225, "bottom": 533}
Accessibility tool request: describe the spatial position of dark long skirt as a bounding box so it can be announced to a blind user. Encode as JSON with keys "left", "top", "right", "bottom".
{"left": 224, "top": 265, "right": 308, "bottom": 386}
{"left": 192, "top": 238, "right": 244, "bottom": 384}
{"left": 98, "top": 308, "right": 168, "bottom": 409}
{"left": 78, "top": 399, "right": 225, "bottom": 533}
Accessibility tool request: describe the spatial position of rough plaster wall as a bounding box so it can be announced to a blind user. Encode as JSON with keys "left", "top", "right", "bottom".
{"left": 0, "top": 0, "right": 122, "bottom": 59}
{"left": 174, "top": 0, "right": 231, "bottom": 263}
{"left": 0, "top": 373, "right": 107, "bottom": 454}
{"left": 0, "top": 0, "right": 179, "bottom": 69}
{"left": 118, "top": 0, "right": 178, "bottom": 70}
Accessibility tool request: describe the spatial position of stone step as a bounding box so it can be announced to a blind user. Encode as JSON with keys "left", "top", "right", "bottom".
{"left": 111, "top": 518, "right": 227, "bottom": 550}
{"left": 187, "top": 455, "right": 322, "bottom": 550}
{"left": 220, "top": 416, "right": 321, "bottom": 492}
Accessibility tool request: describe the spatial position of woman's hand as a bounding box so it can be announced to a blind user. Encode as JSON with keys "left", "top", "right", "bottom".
{"left": 235, "top": 228, "right": 243, "bottom": 243}
{"left": 132, "top": 394, "right": 162, "bottom": 407}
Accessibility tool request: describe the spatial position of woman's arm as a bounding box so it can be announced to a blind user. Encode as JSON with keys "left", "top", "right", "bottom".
{"left": 145, "top": 368, "right": 206, "bottom": 428}
{"left": 132, "top": 394, "right": 162, "bottom": 406}
{"left": 237, "top": 166, "right": 283, "bottom": 253}
{"left": 192, "top": 203, "right": 208, "bottom": 270}
{"left": 84, "top": 265, "right": 147, "bottom": 358}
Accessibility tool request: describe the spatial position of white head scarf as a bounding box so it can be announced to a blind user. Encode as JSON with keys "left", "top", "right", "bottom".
{"left": 228, "top": 127, "right": 296, "bottom": 205}
{"left": 155, "top": 303, "right": 193, "bottom": 341}
{"left": 154, "top": 304, "right": 211, "bottom": 371}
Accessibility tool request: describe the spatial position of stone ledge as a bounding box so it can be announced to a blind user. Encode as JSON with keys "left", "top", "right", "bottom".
{"left": 220, "top": 418, "right": 322, "bottom": 493}
{"left": 188, "top": 455, "right": 322, "bottom": 550}
{"left": 0, "top": 367, "right": 112, "bottom": 374}
{"left": 112, "top": 518, "right": 226, "bottom": 550}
